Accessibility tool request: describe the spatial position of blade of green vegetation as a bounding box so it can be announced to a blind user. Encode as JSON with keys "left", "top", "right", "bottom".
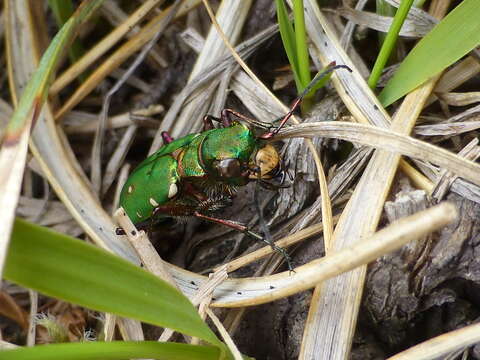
{"left": 47, "top": 0, "right": 88, "bottom": 81}
{"left": 379, "top": 0, "right": 480, "bottom": 106}
{"left": 4, "top": 0, "right": 103, "bottom": 137}
{"left": 0, "top": 0, "right": 106, "bottom": 292}
{"left": 368, "top": 0, "right": 415, "bottom": 89}
{"left": 292, "top": 0, "right": 310, "bottom": 88}
{"left": 375, "top": 0, "right": 396, "bottom": 45}
{"left": 4, "top": 219, "right": 224, "bottom": 351}
{"left": 276, "top": 0, "right": 334, "bottom": 112}
{"left": 275, "top": 0, "right": 301, "bottom": 92}
{"left": 48, "top": 0, "right": 76, "bottom": 22}
{"left": 0, "top": 341, "right": 220, "bottom": 360}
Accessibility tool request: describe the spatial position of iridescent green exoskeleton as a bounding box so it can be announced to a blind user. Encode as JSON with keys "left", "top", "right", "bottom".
{"left": 117, "top": 64, "right": 351, "bottom": 271}
{"left": 119, "top": 110, "right": 283, "bottom": 234}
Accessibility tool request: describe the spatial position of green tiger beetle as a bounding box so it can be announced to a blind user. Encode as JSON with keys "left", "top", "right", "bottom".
{"left": 117, "top": 63, "right": 351, "bottom": 271}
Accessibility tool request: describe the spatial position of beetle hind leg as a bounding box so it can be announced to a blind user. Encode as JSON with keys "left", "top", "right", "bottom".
{"left": 193, "top": 211, "right": 294, "bottom": 272}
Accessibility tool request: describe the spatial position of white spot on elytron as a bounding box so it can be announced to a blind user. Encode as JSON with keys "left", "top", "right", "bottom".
{"left": 136, "top": 211, "right": 142, "bottom": 218}
{"left": 168, "top": 183, "right": 178, "bottom": 198}
{"left": 149, "top": 197, "right": 159, "bottom": 207}
{"left": 128, "top": 185, "right": 133, "bottom": 194}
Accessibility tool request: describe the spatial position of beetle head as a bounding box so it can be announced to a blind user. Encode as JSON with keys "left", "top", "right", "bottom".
{"left": 249, "top": 144, "right": 280, "bottom": 180}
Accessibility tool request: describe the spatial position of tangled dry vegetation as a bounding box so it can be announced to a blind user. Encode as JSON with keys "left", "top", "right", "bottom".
{"left": 1, "top": 0, "right": 480, "bottom": 359}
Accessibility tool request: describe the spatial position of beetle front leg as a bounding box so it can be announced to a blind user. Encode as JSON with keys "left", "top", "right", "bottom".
{"left": 222, "top": 109, "right": 273, "bottom": 129}
{"left": 202, "top": 115, "right": 220, "bottom": 131}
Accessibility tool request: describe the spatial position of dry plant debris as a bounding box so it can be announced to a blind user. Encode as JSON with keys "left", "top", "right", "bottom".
{"left": 1, "top": 0, "right": 479, "bottom": 359}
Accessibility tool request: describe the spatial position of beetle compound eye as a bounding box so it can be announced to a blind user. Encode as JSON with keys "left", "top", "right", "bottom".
{"left": 214, "top": 158, "right": 242, "bottom": 178}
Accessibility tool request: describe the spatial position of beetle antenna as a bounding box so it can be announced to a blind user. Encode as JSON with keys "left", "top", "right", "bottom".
{"left": 260, "top": 62, "right": 352, "bottom": 139}
{"left": 253, "top": 178, "right": 294, "bottom": 272}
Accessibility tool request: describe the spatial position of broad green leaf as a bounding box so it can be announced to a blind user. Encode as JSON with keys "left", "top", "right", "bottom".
{"left": 0, "top": 341, "right": 220, "bottom": 360}
{"left": 379, "top": 0, "right": 480, "bottom": 106}
{"left": 4, "top": 219, "right": 224, "bottom": 351}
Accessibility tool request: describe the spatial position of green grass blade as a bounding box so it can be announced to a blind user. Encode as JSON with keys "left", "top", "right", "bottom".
{"left": 48, "top": 0, "right": 75, "bottom": 22}
{"left": 379, "top": 0, "right": 480, "bottom": 106}
{"left": 0, "top": 0, "right": 105, "bottom": 293}
{"left": 275, "top": 0, "right": 302, "bottom": 92}
{"left": 368, "top": 0, "right": 415, "bottom": 89}
{"left": 0, "top": 341, "right": 220, "bottom": 360}
{"left": 4, "top": 0, "right": 103, "bottom": 137}
{"left": 4, "top": 219, "right": 223, "bottom": 350}
{"left": 47, "top": 0, "right": 88, "bottom": 81}
{"left": 292, "top": 0, "right": 310, "bottom": 88}
{"left": 375, "top": 0, "right": 396, "bottom": 45}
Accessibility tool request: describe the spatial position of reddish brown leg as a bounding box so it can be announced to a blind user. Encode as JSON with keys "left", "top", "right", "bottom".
{"left": 222, "top": 108, "right": 274, "bottom": 129}
{"left": 194, "top": 211, "right": 253, "bottom": 234}
{"left": 222, "top": 108, "right": 260, "bottom": 127}
{"left": 182, "top": 182, "right": 208, "bottom": 202}
{"left": 202, "top": 115, "right": 219, "bottom": 131}
{"left": 194, "top": 211, "right": 294, "bottom": 272}
{"left": 220, "top": 109, "right": 234, "bottom": 127}
{"left": 161, "top": 131, "right": 174, "bottom": 144}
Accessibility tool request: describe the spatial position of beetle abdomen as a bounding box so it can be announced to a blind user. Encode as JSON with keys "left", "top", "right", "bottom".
{"left": 120, "top": 155, "right": 179, "bottom": 223}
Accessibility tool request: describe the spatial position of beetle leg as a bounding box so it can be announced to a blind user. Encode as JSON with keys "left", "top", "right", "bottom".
{"left": 193, "top": 211, "right": 294, "bottom": 272}
{"left": 220, "top": 109, "right": 234, "bottom": 127}
{"left": 222, "top": 109, "right": 271, "bottom": 129}
{"left": 182, "top": 182, "right": 208, "bottom": 202}
{"left": 202, "top": 115, "right": 220, "bottom": 131}
{"left": 161, "top": 131, "right": 174, "bottom": 144}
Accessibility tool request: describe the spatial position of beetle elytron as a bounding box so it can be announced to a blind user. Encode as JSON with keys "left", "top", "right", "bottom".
{"left": 117, "top": 64, "right": 351, "bottom": 269}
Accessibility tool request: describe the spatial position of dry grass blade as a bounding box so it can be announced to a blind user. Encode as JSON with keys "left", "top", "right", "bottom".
{"left": 54, "top": 2, "right": 185, "bottom": 120}
{"left": 101, "top": 125, "right": 137, "bottom": 195}
{"left": 0, "top": 0, "right": 103, "bottom": 281}
{"left": 26, "top": 290, "right": 37, "bottom": 346}
{"left": 415, "top": 121, "right": 480, "bottom": 137}
{"left": 114, "top": 208, "right": 178, "bottom": 289}
{"left": 214, "top": 216, "right": 340, "bottom": 273}
{"left": 91, "top": 0, "right": 181, "bottom": 194}
{"left": 277, "top": 122, "right": 480, "bottom": 186}
{"left": 205, "top": 308, "right": 242, "bottom": 360}
{"left": 437, "top": 91, "right": 480, "bottom": 106}
{"left": 427, "top": 56, "right": 480, "bottom": 107}
{"left": 303, "top": 0, "right": 391, "bottom": 128}
{"left": 337, "top": 6, "right": 436, "bottom": 38}
{"left": 63, "top": 106, "right": 163, "bottom": 134}
{"left": 387, "top": 322, "right": 480, "bottom": 360}
{"left": 298, "top": 1, "right": 450, "bottom": 358}
{"left": 6, "top": 0, "right": 148, "bottom": 342}
{"left": 431, "top": 138, "right": 480, "bottom": 201}
{"left": 49, "top": 0, "right": 167, "bottom": 96}
{"left": 150, "top": 0, "right": 253, "bottom": 146}
{"left": 205, "top": 202, "right": 456, "bottom": 307}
